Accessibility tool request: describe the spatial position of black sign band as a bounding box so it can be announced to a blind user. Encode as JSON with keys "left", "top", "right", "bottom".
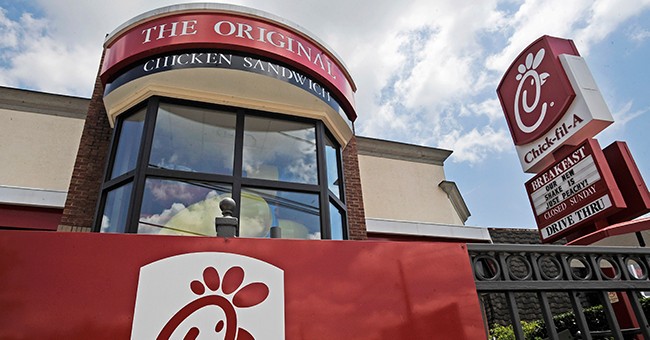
{"left": 105, "top": 51, "right": 346, "bottom": 117}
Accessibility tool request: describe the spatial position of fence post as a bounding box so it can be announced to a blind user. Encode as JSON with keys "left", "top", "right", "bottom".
{"left": 215, "top": 197, "right": 238, "bottom": 237}
{"left": 270, "top": 226, "right": 281, "bottom": 238}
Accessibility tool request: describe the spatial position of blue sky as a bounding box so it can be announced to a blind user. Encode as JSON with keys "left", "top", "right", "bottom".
{"left": 1, "top": 0, "right": 649, "bottom": 229}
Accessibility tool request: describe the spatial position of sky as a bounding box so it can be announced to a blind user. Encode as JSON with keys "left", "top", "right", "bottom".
{"left": 1, "top": 0, "right": 649, "bottom": 229}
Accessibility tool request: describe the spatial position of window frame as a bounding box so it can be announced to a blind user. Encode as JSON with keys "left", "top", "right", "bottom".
{"left": 93, "top": 96, "right": 348, "bottom": 239}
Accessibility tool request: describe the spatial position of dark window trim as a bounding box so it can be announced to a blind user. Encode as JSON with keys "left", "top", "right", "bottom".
{"left": 126, "top": 97, "right": 159, "bottom": 233}
{"left": 329, "top": 197, "right": 348, "bottom": 240}
{"left": 101, "top": 171, "right": 136, "bottom": 191}
{"left": 145, "top": 167, "right": 234, "bottom": 184}
{"left": 95, "top": 96, "right": 347, "bottom": 239}
{"left": 316, "top": 122, "right": 331, "bottom": 239}
{"left": 106, "top": 104, "right": 148, "bottom": 181}
{"left": 232, "top": 109, "right": 245, "bottom": 232}
{"left": 321, "top": 129, "right": 350, "bottom": 240}
{"left": 329, "top": 194, "right": 346, "bottom": 212}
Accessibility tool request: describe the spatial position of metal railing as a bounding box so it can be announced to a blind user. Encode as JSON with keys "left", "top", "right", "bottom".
{"left": 467, "top": 244, "right": 650, "bottom": 339}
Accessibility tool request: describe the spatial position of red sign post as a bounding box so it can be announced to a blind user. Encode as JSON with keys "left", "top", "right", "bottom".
{"left": 497, "top": 35, "right": 614, "bottom": 173}
{"left": 497, "top": 36, "right": 578, "bottom": 146}
{"left": 525, "top": 139, "right": 626, "bottom": 242}
{"left": 499, "top": 35, "right": 650, "bottom": 329}
{"left": 500, "top": 35, "right": 650, "bottom": 245}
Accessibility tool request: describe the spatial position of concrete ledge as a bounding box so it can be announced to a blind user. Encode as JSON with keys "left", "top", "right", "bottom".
{"left": 356, "top": 136, "right": 452, "bottom": 165}
{"left": 57, "top": 225, "right": 92, "bottom": 232}
{"left": 0, "top": 185, "right": 67, "bottom": 208}
{"left": 0, "top": 86, "right": 88, "bottom": 119}
{"left": 439, "top": 180, "right": 471, "bottom": 223}
{"left": 366, "top": 218, "right": 491, "bottom": 242}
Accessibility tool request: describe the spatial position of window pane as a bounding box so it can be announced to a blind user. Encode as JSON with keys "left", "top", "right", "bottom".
{"left": 149, "top": 103, "right": 236, "bottom": 175}
{"left": 100, "top": 182, "right": 133, "bottom": 233}
{"left": 241, "top": 187, "right": 320, "bottom": 239}
{"left": 243, "top": 116, "right": 317, "bottom": 184}
{"left": 110, "top": 110, "right": 145, "bottom": 179}
{"left": 329, "top": 202, "right": 346, "bottom": 240}
{"left": 138, "top": 178, "right": 231, "bottom": 236}
{"left": 325, "top": 136, "right": 342, "bottom": 199}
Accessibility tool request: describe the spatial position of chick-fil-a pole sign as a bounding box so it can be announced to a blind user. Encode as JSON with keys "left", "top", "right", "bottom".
{"left": 101, "top": 11, "right": 357, "bottom": 121}
{"left": 497, "top": 36, "right": 614, "bottom": 173}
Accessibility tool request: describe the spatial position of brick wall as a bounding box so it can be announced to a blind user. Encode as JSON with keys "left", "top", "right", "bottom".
{"left": 483, "top": 228, "right": 571, "bottom": 326}
{"left": 58, "top": 55, "right": 112, "bottom": 232}
{"left": 342, "top": 135, "right": 367, "bottom": 240}
{"left": 489, "top": 227, "right": 566, "bottom": 245}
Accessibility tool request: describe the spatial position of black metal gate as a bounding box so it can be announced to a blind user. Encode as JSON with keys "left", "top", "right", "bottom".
{"left": 467, "top": 244, "right": 650, "bottom": 339}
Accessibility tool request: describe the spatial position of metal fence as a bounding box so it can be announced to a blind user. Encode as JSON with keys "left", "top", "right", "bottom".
{"left": 467, "top": 244, "right": 650, "bottom": 339}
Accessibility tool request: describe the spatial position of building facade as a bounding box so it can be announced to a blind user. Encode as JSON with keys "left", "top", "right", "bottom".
{"left": 0, "top": 3, "right": 482, "bottom": 244}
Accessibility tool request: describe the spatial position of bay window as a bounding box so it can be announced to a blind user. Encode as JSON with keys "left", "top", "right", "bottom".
{"left": 94, "top": 97, "right": 347, "bottom": 239}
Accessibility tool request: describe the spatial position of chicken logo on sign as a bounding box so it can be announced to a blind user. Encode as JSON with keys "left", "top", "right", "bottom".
{"left": 497, "top": 35, "right": 580, "bottom": 145}
{"left": 130, "top": 253, "right": 284, "bottom": 340}
{"left": 513, "top": 48, "right": 551, "bottom": 134}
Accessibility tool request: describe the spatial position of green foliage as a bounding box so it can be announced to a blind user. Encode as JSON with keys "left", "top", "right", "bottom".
{"left": 541, "top": 305, "right": 607, "bottom": 338}
{"left": 489, "top": 320, "right": 544, "bottom": 340}
{"left": 490, "top": 296, "right": 650, "bottom": 339}
{"left": 489, "top": 323, "right": 515, "bottom": 340}
{"left": 642, "top": 295, "right": 650, "bottom": 315}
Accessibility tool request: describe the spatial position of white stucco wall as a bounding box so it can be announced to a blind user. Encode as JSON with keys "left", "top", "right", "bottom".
{"left": 358, "top": 153, "right": 465, "bottom": 225}
{"left": 0, "top": 108, "right": 84, "bottom": 192}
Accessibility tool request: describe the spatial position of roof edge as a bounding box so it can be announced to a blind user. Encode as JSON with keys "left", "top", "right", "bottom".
{"left": 356, "top": 136, "right": 453, "bottom": 166}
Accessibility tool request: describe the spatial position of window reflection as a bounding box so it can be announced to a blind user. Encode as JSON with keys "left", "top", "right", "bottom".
{"left": 138, "top": 178, "right": 231, "bottom": 236}
{"left": 100, "top": 183, "right": 133, "bottom": 233}
{"left": 329, "top": 202, "right": 345, "bottom": 240}
{"left": 100, "top": 100, "right": 347, "bottom": 239}
{"left": 325, "top": 136, "right": 341, "bottom": 199}
{"left": 243, "top": 116, "right": 317, "bottom": 184}
{"left": 149, "top": 104, "right": 236, "bottom": 175}
{"left": 111, "top": 110, "right": 145, "bottom": 179}
{"left": 241, "top": 187, "right": 320, "bottom": 239}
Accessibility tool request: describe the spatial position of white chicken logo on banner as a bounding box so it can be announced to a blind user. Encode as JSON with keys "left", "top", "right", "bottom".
{"left": 130, "top": 252, "right": 284, "bottom": 340}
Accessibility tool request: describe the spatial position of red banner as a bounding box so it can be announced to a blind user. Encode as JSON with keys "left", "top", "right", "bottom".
{"left": 0, "top": 231, "right": 485, "bottom": 339}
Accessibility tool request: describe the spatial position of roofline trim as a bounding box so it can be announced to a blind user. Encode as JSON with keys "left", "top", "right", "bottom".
{"left": 365, "top": 217, "right": 491, "bottom": 242}
{"left": 356, "top": 136, "right": 452, "bottom": 165}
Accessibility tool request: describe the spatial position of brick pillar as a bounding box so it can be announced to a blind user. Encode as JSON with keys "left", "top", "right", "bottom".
{"left": 343, "top": 135, "right": 367, "bottom": 240}
{"left": 58, "top": 52, "right": 112, "bottom": 232}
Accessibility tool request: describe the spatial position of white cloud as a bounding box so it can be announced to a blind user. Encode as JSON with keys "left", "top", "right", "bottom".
{"left": 487, "top": 0, "right": 650, "bottom": 71}
{"left": 485, "top": 0, "right": 592, "bottom": 73}
{"left": 611, "top": 101, "right": 647, "bottom": 126}
{"left": 139, "top": 202, "right": 187, "bottom": 234}
{"left": 0, "top": 0, "right": 648, "bottom": 164}
{"left": 149, "top": 180, "right": 200, "bottom": 204}
{"left": 0, "top": 9, "right": 20, "bottom": 49}
{"left": 0, "top": 7, "right": 100, "bottom": 96}
{"left": 573, "top": 0, "right": 650, "bottom": 52}
{"left": 439, "top": 127, "right": 512, "bottom": 163}
{"left": 629, "top": 27, "right": 650, "bottom": 43}
{"left": 463, "top": 98, "right": 504, "bottom": 122}
{"left": 597, "top": 101, "right": 648, "bottom": 143}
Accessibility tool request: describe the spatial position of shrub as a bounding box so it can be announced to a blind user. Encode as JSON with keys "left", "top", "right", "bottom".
{"left": 490, "top": 296, "right": 650, "bottom": 339}
{"left": 489, "top": 320, "right": 544, "bottom": 340}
